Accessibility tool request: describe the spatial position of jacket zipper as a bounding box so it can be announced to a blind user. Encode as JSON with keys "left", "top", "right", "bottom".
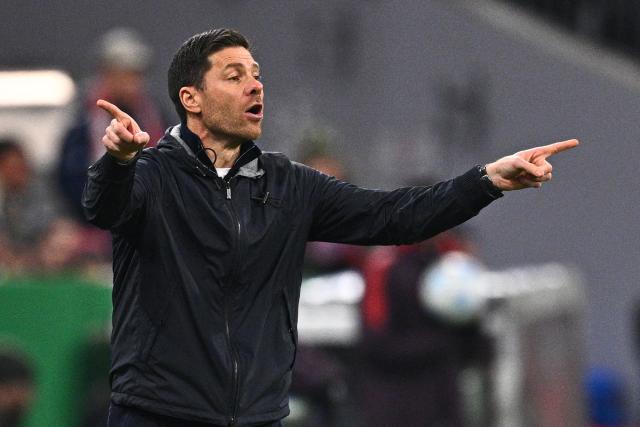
{"left": 223, "top": 293, "right": 240, "bottom": 426}
{"left": 223, "top": 176, "right": 241, "bottom": 426}
{"left": 223, "top": 145, "right": 257, "bottom": 194}
{"left": 217, "top": 147, "right": 256, "bottom": 425}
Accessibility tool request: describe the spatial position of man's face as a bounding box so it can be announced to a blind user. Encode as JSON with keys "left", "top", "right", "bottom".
{"left": 196, "top": 46, "right": 264, "bottom": 142}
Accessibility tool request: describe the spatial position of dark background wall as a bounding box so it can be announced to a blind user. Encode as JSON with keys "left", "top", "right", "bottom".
{"left": 2, "top": 0, "right": 638, "bottom": 399}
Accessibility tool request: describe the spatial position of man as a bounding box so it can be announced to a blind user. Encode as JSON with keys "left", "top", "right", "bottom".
{"left": 82, "top": 28, "right": 578, "bottom": 427}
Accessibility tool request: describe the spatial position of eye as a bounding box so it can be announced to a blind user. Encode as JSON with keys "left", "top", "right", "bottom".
{"left": 228, "top": 75, "right": 240, "bottom": 81}
{"left": 254, "top": 74, "right": 262, "bottom": 81}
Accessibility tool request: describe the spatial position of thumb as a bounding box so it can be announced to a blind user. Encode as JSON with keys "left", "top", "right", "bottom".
{"left": 513, "top": 156, "right": 544, "bottom": 177}
{"left": 133, "top": 131, "right": 150, "bottom": 146}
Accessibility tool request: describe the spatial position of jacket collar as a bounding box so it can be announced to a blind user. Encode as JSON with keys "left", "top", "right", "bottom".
{"left": 179, "top": 122, "right": 213, "bottom": 166}
{"left": 169, "top": 125, "right": 264, "bottom": 180}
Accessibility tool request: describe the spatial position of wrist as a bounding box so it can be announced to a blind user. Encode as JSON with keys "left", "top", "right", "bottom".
{"left": 107, "top": 150, "right": 139, "bottom": 165}
{"left": 483, "top": 163, "right": 499, "bottom": 186}
{"left": 478, "top": 164, "right": 503, "bottom": 197}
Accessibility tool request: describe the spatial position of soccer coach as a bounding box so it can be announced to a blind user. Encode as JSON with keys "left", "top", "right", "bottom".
{"left": 83, "top": 28, "right": 578, "bottom": 427}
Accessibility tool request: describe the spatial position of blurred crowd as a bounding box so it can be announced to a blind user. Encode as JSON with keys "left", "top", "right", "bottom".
{"left": 0, "top": 28, "right": 167, "bottom": 281}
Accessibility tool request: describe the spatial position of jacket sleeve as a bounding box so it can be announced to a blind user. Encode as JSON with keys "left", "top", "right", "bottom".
{"left": 306, "top": 165, "right": 501, "bottom": 245}
{"left": 81, "top": 151, "right": 157, "bottom": 231}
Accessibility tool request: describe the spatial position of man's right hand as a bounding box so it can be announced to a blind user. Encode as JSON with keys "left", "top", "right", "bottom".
{"left": 97, "top": 99, "right": 150, "bottom": 162}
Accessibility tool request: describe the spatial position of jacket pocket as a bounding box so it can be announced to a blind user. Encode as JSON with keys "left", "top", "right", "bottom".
{"left": 282, "top": 290, "right": 298, "bottom": 369}
{"left": 251, "top": 192, "right": 284, "bottom": 208}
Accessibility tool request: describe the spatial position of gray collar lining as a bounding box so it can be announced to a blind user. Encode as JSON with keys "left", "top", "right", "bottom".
{"left": 169, "top": 125, "right": 264, "bottom": 179}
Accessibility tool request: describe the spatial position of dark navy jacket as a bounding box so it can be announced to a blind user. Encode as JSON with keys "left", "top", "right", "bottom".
{"left": 82, "top": 125, "right": 499, "bottom": 426}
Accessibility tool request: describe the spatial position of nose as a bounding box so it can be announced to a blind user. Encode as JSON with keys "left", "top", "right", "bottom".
{"left": 246, "top": 76, "right": 263, "bottom": 96}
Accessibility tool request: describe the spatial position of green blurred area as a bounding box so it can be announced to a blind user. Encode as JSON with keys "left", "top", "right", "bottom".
{"left": 0, "top": 276, "right": 112, "bottom": 427}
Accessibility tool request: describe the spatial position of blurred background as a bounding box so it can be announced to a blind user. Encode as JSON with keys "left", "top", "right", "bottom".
{"left": 0, "top": 0, "right": 638, "bottom": 426}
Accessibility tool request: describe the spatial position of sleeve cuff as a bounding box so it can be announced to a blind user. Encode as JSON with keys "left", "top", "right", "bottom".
{"left": 452, "top": 166, "right": 503, "bottom": 214}
{"left": 89, "top": 151, "right": 141, "bottom": 182}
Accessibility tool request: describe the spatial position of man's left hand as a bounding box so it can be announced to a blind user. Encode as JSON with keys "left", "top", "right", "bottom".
{"left": 485, "top": 139, "right": 579, "bottom": 191}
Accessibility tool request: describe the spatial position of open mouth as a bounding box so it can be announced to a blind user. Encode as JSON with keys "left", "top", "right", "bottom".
{"left": 247, "top": 104, "right": 262, "bottom": 114}
{"left": 245, "top": 104, "right": 263, "bottom": 119}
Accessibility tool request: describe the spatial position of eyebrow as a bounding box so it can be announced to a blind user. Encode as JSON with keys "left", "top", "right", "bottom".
{"left": 222, "top": 62, "right": 260, "bottom": 72}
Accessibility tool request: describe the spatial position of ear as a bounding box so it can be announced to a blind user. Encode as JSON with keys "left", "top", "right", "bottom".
{"left": 179, "top": 86, "right": 201, "bottom": 115}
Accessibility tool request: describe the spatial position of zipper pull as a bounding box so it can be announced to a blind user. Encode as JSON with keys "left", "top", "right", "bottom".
{"left": 261, "top": 191, "right": 270, "bottom": 205}
{"left": 226, "top": 182, "right": 231, "bottom": 200}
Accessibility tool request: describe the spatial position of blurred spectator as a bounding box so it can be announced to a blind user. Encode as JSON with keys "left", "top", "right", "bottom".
{"left": 36, "top": 218, "right": 84, "bottom": 273}
{"left": 0, "top": 138, "right": 60, "bottom": 274}
{"left": 0, "top": 348, "right": 33, "bottom": 427}
{"left": 357, "top": 208, "right": 492, "bottom": 426}
{"left": 57, "top": 27, "right": 167, "bottom": 222}
{"left": 0, "top": 138, "right": 94, "bottom": 277}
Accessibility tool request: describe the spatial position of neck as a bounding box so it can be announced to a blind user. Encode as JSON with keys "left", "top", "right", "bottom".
{"left": 186, "top": 118, "right": 243, "bottom": 168}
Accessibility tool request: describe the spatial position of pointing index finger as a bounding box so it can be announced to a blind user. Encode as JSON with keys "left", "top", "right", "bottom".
{"left": 540, "top": 139, "right": 580, "bottom": 158}
{"left": 96, "top": 99, "right": 142, "bottom": 134}
{"left": 96, "top": 99, "right": 128, "bottom": 120}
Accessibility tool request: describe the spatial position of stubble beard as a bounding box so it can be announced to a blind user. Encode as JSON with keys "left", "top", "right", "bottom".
{"left": 204, "top": 105, "right": 261, "bottom": 144}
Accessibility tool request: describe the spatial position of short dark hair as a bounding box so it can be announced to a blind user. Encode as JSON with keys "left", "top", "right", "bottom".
{"left": 168, "top": 28, "right": 250, "bottom": 122}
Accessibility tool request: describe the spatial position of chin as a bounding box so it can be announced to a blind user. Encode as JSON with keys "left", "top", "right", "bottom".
{"left": 245, "top": 126, "right": 262, "bottom": 141}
